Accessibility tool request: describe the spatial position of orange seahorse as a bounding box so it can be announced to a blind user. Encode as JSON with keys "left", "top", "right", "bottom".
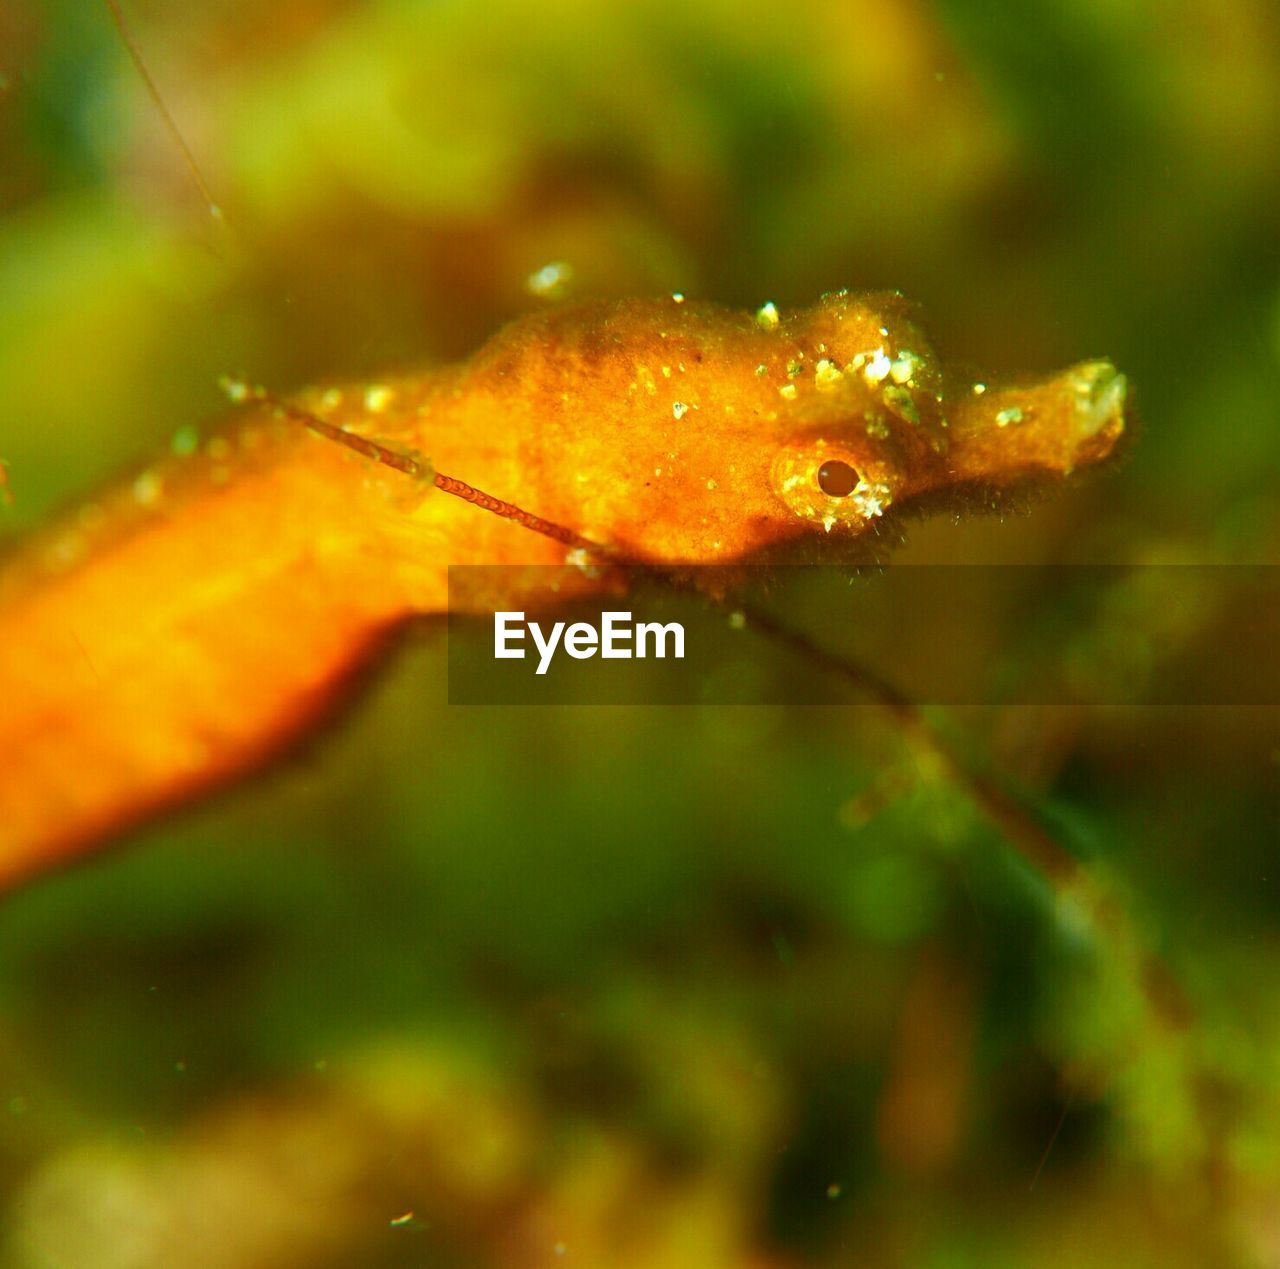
{"left": 0, "top": 291, "right": 1126, "bottom": 885}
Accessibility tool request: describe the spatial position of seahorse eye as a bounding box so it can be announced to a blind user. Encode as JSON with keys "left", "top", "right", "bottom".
{"left": 817, "top": 459, "right": 859, "bottom": 497}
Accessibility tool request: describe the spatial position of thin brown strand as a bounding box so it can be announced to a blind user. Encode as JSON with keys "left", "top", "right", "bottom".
{"left": 258, "top": 392, "right": 428, "bottom": 478}
{"left": 102, "top": 0, "right": 223, "bottom": 223}
{"left": 431, "top": 473, "right": 601, "bottom": 553}
{"left": 1029, "top": 1087, "right": 1076, "bottom": 1191}
{"left": 727, "top": 602, "right": 1190, "bottom": 1039}
{"left": 70, "top": 631, "right": 103, "bottom": 686}
{"left": 256, "top": 389, "right": 609, "bottom": 556}
{"left": 731, "top": 603, "right": 1080, "bottom": 886}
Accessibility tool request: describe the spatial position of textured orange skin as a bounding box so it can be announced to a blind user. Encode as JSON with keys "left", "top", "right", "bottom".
{"left": 0, "top": 294, "right": 1125, "bottom": 884}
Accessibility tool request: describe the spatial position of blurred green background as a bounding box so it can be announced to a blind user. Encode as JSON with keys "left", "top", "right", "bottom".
{"left": 2, "top": 0, "right": 1279, "bottom": 1265}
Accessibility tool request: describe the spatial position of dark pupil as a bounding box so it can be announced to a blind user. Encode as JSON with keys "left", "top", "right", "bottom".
{"left": 818, "top": 460, "right": 859, "bottom": 497}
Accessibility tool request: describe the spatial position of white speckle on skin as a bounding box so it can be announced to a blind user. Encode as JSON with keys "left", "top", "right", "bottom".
{"left": 890, "top": 350, "right": 921, "bottom": 385}
{"left": 365, "top": 385, "right": 394, "bottom": 413}
{"left": 862, "top": 349, "right": 892, "bottom": 385}
{"left": 219, "top": 375, "right": 251, "bottom": 404}
{"left": 814, "top": 359, "right": 844, "bottom": 389}
{"left": 779, "top": 384, "right": 798, "bottom": 401}
{"left": 996, "top": 407, "right": 1024, "bottom": 427}
{"left": 672, "top": 401, "right": 696, "bottom": 420}
{"left": 756, "top": 301, "right": 780, "bottom": 330}
{"left": 851, "top": 479, "right": 892, "bottom": 519}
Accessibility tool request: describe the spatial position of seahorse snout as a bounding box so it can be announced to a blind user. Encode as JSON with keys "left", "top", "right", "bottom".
{"left": 1070, "top": 360, "right": 1127, "bottom": 440}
